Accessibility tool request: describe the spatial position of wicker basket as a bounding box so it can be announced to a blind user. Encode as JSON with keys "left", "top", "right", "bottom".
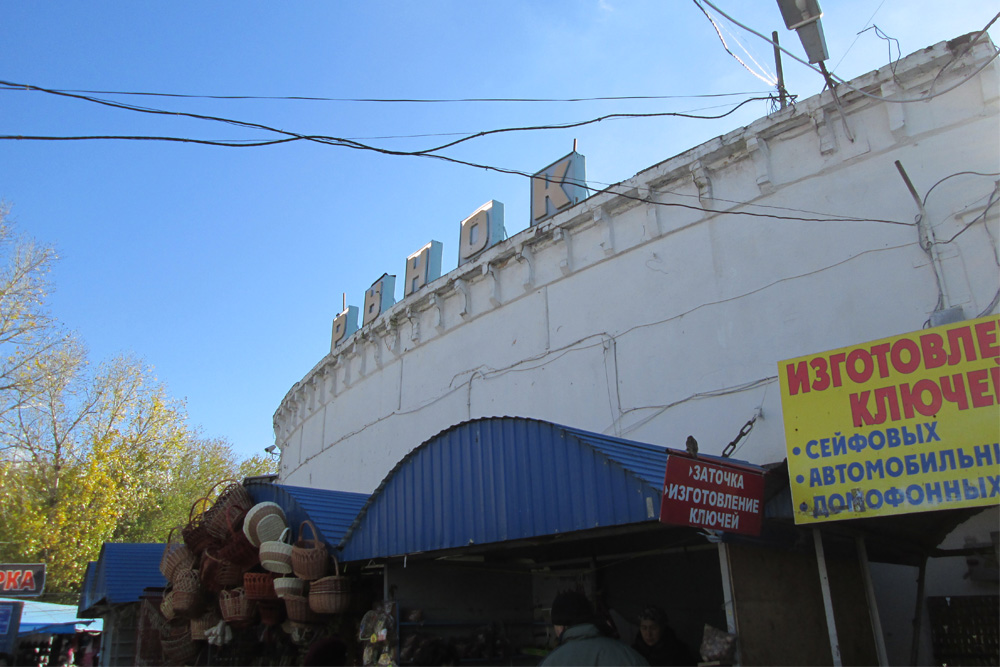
{"left": 260, "top": 527, "right": 294, "bottom": 574}
{"left": 204, "top": 479, "right": 253, "bottom": 541}
{"left": 160, "top": 623, "right": 199, "bottom": 666}
{"left": 273, "top": 575, "right": 306, "bottom": 599}
{"left": 219, "top": 587, "right": 257, "bottom": 628}
{"left": 244, "top": 571, "right": 278, "bottom": 600}
{"left": 160, "top": 588, "right": 176, "bottom": 621}
{"left": 181, "top": 496, "right": 217, "bottom": 556}
{"left": 171, "top": 568, "right": 205, "bottom": 618}
{"left": 283, "top": 593, "right": 320, "bottom": 624}
{"left": 199, "top": 550, "right": 242, "bottom": 593}
{"left": 161, "top": 527, "right": 195, "bottom": 583}
{"left": 291, "top": 520, "right": 328, "bottom": 581}
{"left": 243, "top": 502, "right": 287, "bottom": 547}
{"left": 308, "top": 556, "right": 351, "bottom": 614}
{"left": 190, "top": 609, "right": 219, "bottom": 641}
{"left": 216, "top": 505, "right": 260, "bottom": 570}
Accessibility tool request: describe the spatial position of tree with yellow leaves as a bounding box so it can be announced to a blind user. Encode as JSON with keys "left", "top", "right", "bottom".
{"left": 0, "top": 207, "right": 275, "bottom": 601}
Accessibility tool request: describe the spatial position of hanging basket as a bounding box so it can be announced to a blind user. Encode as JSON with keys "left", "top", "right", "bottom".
{"left": 204, "top": 479, "right": 253, "bottom": 541}
{"left": 219, "top": 587, "right": 257, "bottom": 628}
{"left": 160, "top": 623, "right": 199, "bottom": 666}
{"left": 199, "top": 550, "right": 242, "bottom": 593}
{"left": 308, "top": 556, "right": 351, "bottom": 614}
{"left": 243, "top": 502, "right": 287, "bottom": 547}
{"left": 273, "top": 575, "right": 306, "bottom": 599}
{"left": 190, "top": 609, "right": 220, "bottom": 641}
{"left": 291, "top": 520, "right": 328, "bottom": 581}
{"left": 216, "top": 505, "right": 260, "bottom": 570}
{"left": 160, "top": 588, "right": 176, "bottom": 621}
{"left": 138, "top": 599, "right": 167, "bottom": 662}
{"left": 172, "top": 568, "right": 205, "bottom": 618}
{"left": 161, "top": 527, "right": 195, "bottom": 583}
{"left": 283, "top": 593, "right": 320, "bottom": 624}
{"left": 260, "top": 528, "right": 294, "bottom": 574}
{"left": 244, "top": 571, "right": 278, "bottom": 600}
{"left": 181, "top": 496, "right": 217, "bottom": 556}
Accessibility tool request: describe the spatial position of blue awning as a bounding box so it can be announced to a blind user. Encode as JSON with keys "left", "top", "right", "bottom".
{"left": 77, "top": 543, "right": 166, "bottom": 618}
{"left": 339, "top": 417, "right": 764, "bottom": 561}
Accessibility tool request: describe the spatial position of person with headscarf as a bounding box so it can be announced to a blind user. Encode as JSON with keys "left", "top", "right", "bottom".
{"left": 631, "top": 606, "right": 698, "bottom": 666}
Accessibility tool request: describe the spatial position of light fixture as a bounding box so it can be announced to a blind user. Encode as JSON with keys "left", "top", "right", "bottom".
{"left": 776, "top": 0, "right": 829, "bottom": 64}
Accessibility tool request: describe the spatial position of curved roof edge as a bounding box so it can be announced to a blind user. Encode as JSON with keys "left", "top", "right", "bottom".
{"left": 339, "top": 417, "right": 761, "bottom": 561}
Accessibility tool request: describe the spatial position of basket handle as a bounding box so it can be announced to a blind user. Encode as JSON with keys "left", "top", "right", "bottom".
{"left": 331, "top": 554, "right": 340, "bottom": 577}
{"left": 188, "top": 496, "right": 212, "bottom": 522}
{"left": 299, "top": 519, "right": 320, "bottom": 545}
{"left": 277, "top": 527, "right": 291, "bottom": 545}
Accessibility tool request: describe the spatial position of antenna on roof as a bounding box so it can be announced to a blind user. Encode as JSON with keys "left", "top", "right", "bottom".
{"left": 573, "top": 138, "right": 578, "bottom": 152}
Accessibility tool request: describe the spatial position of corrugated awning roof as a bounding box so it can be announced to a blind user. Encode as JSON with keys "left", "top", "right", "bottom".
{"left": 77, "top": 543, "right": 166, "bottom": 618}
{"left": 244, "top": 481, "right": 369, "bottom": 547}
{"left": 339, "top": 417, "right": 764, "bottom": 562}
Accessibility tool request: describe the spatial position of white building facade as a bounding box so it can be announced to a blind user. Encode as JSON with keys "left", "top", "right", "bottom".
{"left": 274, "top": 35, "right": 998, "bottom": 496}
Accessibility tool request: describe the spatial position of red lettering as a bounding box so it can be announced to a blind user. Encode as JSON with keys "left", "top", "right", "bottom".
{"left": 846, "top": 349, "right": 874, "bottom": 383}
{"left": 891, "top": 339, "right": 921, "bottom": 374}
{"left": 975, "top": 319, "right": 999, "bottom": 358}
{"left": 870, "top": 343, "right": 891, "bottom": 378}
{"left": 20, "top": 569, "right": 34, "bottom": 592}
{"left": 920, "top": 333, "right": 947, "bottom": 369}
{"left": 786, "top": 361, "right": 810, "bottom": 396}
{"left": 968, "top": 369, "right": 994, "bottom": 408}
{"left": 811, "top": 357, "right": 831, "bottom": 391}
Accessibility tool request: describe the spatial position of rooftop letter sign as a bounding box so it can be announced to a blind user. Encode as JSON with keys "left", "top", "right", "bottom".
{"left": 458, "top": 201, "right": 505, "bottom": 267}
{"left": 531, "top": 152, "right": 587, "bottom": 225}
{"left": 660, "top": 456, "right": 765, "bottom": 536}
{"left": 779, "top": 316, "right": 1000, "bottom": 525}
{"left": 332, "top": 305, "right": 359, "bottom": 350}
{"left": 404, "top": 241, "right": 443, "bottom": 296}
{"left": 363, "top": 274, "right": 396, "bottom": 326}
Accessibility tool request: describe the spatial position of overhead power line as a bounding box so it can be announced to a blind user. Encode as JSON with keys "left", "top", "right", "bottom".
{"left": 0, "top": 84, "right": 772, "bottom": 104}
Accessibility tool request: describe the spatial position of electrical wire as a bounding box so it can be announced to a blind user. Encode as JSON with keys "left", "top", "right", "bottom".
{"left": 0, "top": 78, "right": 916, "bottom": 227}
{"left": 921, "top": 170, "right": 1000, "bottom": 208}
{"left": 699, "top": 2, "right": 1000, "bottom": 104}
{"left": 0, "top": 76, "right": 772, "bottom": 155}
{"left": 693, "top": 0, "right": 777, "bottom": 86}
{"left": 0, "top": 85, "right": 773, "bottom": 104}
{"left": 831, "top": 0, "right": 890, "bottom": 73}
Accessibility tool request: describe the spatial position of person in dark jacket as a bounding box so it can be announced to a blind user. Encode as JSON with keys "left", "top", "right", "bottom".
{"left": 540, "top": 591, "right": 648, "bottom": 666}
{"left": 630, "top": 606, "right": 698, "bottom": 666}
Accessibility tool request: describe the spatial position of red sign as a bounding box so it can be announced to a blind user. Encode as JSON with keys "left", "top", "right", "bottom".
{"left": 0, "top": 564, "right": 46, "bottom": 597}
{"left": 660, "top": 456, "right": 765, "bottom": 536}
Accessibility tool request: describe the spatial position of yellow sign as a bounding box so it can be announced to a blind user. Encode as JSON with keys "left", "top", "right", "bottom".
{"left": 779, "top": 316, "right": 1000, "bottom": 524}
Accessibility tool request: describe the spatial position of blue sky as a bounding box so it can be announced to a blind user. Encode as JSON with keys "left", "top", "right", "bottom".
{"left": 2, "top": 1, "right": 996, "bottom": 461}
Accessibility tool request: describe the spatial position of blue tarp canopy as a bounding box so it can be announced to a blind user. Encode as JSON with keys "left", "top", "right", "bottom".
{"left": 0, "top": 598, "right": 102, "bottom": 637}
{"left": 339, "top": 417, "right": 765, "bottom": 561}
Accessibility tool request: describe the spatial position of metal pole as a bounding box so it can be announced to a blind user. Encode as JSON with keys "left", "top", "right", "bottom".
{"left": 909, "top": 556, "right": 927, "bottom": 666}
{"left": 717, "top": 542, "right": 741, "bottom": 665}
{"left": 772, "top": 31, "right": 787, "bottom": 109}
{"left": 856, "top": 536, "right": 889, "bottom": 665}
{"left": 813, "top": 528, "right": 843, "bottom": 666}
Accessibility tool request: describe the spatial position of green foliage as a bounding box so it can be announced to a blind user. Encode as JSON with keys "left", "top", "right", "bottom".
{"left": 0, "top": 206, "right": 277, "bottom": 598}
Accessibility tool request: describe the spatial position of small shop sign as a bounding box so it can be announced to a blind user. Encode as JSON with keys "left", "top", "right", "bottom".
{"left": 0, "top": 564, "right": 46, "bottom": 597}
{"left": 660, "top": 456, "right": 765, "bottom": 536}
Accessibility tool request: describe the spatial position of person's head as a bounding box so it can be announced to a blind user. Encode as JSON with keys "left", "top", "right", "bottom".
{"left": 550, "top": 590, "right": 594, "bottom": 638}
{"left": 638, "top": 606, "right": 668, "bottom": 647}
